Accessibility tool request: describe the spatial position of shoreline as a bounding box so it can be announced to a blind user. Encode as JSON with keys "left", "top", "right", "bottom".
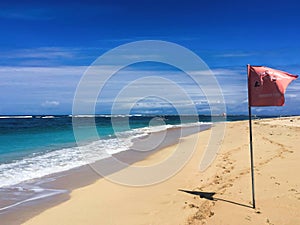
{"left": 0, "top": 123, "right": 210, "bottom": 225}
{"left": 21, "top": 116, "right": 300, "bottom": 225}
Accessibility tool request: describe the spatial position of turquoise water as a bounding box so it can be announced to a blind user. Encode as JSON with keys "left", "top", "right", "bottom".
{"left": 0, "top": 115, "right": 192, "bottom": 162}
{"left": 0, "top": 115, "right": 203, "bottom": 187}
{"left": 0, "top": 114, "right": 255, "bottom": 188}
{"left": 0, "top": 116, "right": 111, "bottom": 164}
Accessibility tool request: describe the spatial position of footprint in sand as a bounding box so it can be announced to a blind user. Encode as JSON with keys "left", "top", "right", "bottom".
{"left": 188, "top": 203, "right": 199, "bottom": 209}
{"left": 222, "top": 183, "right": 233, "bottom": 189}
{"left": 266, "top": 218, "right": 274, "bottom": 225}
{"left": 255, "top": 209, "right": 261, "bottom": 214}
{"left": 245, "top": 215, "right": 251, "bottom": 221}
{"left": 224, "top": 169, "right": 231, "bottom": 174}
{"left": 240, "top": 171, "right": 248, "bottom": 176}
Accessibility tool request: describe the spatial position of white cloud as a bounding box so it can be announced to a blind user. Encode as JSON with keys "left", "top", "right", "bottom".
{"left": 1, "top": 47, "right": 76, "bottom": 60}
{"left": 41, "top": 100, "right": 60, "bottom": 108}
{"left": 286, "top": 94, "right": 297, "bottom": 98}
{"left": 189, "top": 68, "right": 243, "bottom": 76}
{"left": 216, "top": 53, "right": 254, "bottom": 58}
{"left": 1, "top": 63, "right": 298, "bottom": 115}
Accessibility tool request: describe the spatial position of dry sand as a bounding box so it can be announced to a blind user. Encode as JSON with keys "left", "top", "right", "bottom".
{"left": 22, "top": 117, "right": 300, "bottom": 225}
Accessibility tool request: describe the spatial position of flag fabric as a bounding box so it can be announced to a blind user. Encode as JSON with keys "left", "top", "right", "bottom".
{"left": 248, "top": 65, "right": 298, "bottom": 106}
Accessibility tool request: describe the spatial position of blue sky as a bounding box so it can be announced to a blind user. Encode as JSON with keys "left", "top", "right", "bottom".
{"left": 1, "top": 0, "right": 300, "bottom": 115}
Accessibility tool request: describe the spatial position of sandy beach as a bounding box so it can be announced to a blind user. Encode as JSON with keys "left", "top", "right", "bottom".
{"left": 22, "top": 116, "right": 300, "bottom": 225}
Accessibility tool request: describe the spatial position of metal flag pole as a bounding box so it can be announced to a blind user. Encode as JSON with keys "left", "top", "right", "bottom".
{"left": 247, "top": 64, "right": 256, "bottom": 209}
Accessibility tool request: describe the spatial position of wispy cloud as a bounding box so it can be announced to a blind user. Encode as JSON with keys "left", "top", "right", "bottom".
{"left": 41, "top": 100, "right": 60, "bottom": 108}
{"left": 216, "top": 53, "right": 254, "bottom": 58}
{"left": 1, "top": 64, "right": 299, "bottom": 115}
{"left": 0, "top": 47, "right": 103, "bottom": 67}
{"left": 2, "top": 47, "right": 74, "bottom": 59}
{"left": 0, "top": 2, "right": 126, "bottom": 22}
{"left": 0, "top": 8, "right": 55, "bottom": 20}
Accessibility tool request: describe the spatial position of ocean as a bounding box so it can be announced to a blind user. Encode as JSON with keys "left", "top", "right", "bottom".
{"left": 0, "top": 114, "right": 250, "bottom": 217}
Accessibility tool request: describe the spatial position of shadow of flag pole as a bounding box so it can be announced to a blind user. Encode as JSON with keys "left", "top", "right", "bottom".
{"left": 247, "top": 64, "right": 298, "bottom": 209}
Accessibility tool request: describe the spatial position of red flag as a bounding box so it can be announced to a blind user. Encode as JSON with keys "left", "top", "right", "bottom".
{"left": 248, "top": 65, "right": 298, "bottom": 106}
